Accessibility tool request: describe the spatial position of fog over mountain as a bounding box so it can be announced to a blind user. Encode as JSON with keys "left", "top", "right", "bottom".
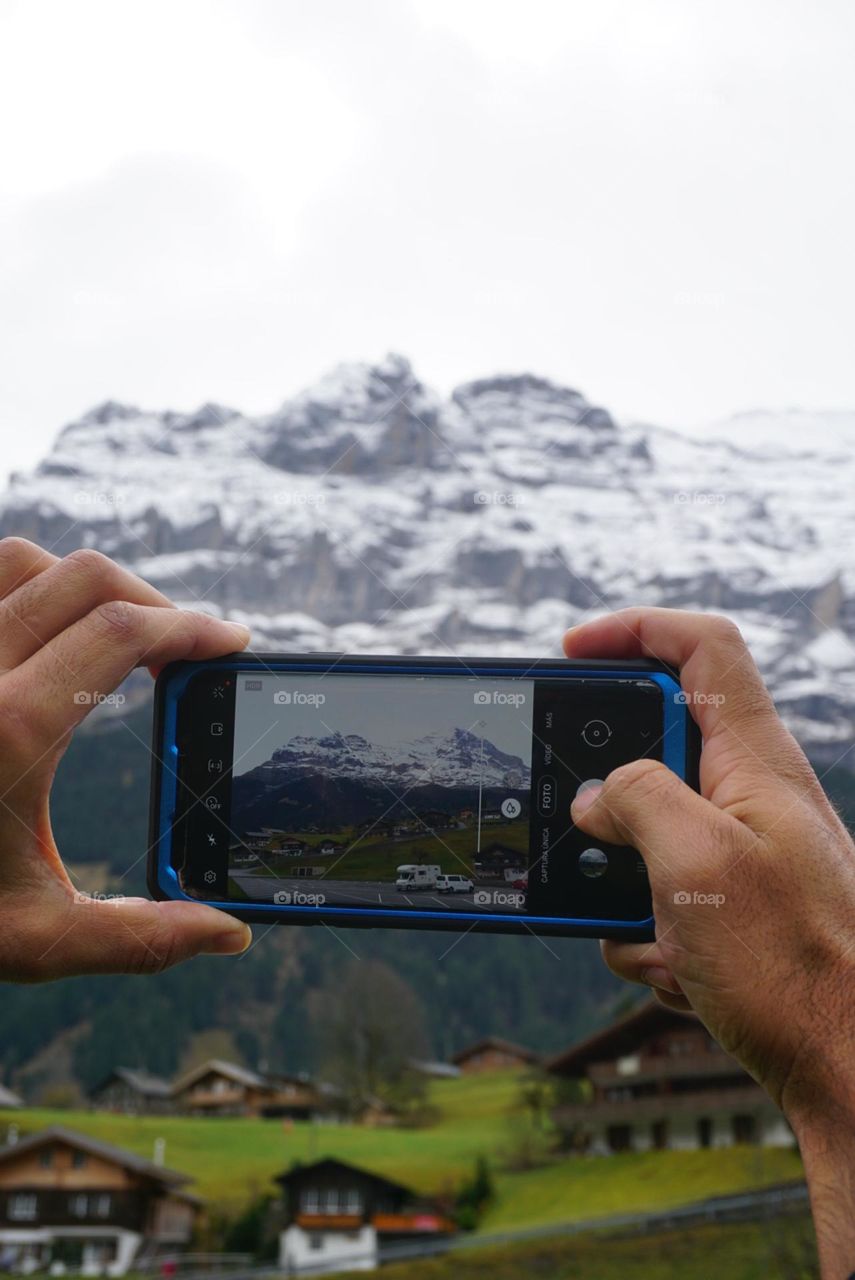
{"left": 2, "top": 352, "right": 854, "bottom": 763}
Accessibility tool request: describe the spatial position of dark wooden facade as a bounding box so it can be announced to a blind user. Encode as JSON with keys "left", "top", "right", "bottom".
{"left": 546, "top": 1001, "right": 795, "bottom": 1153}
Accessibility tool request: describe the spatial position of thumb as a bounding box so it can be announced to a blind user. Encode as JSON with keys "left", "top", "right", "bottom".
{"left": 36, "top": 896, "right": 252, "bottom": 979}
{"left": 570, "top": 757, "right": 744, "bottom": 888}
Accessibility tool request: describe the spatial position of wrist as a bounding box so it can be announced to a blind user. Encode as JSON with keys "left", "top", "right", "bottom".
{"left": 785, "top": 1065, "right": 855, "bottom": 1142}
{"left": 786, "top": 1086, "right": 855, "bottom": 1278}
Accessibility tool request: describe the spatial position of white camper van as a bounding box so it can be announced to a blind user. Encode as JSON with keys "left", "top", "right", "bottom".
{"left": 395, "top": 864, "right": 440, "bottom": 891}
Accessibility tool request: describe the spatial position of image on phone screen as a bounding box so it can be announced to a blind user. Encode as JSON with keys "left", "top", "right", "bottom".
{"left": 173, "top": 669, "right": 662, "bottom": 924}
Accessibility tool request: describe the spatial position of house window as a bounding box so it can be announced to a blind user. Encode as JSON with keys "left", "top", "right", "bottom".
{"left": 322, "top": 1188, "right": 339, "bottom": 1214}
{"left": 308, "top": 1234, "right": 323, "bottom": 1251}
{"left": 72, "top": 1151, "right": 87, "bottom": 1169}
{"left": 39, "top": 1149, "right": 53, "bottom": 1168}
{"left": 301, "top": 1190, "right": 321, "bottom": 1214}
{"left": 9, "top": 1194, "right": 38, "bottom": 1221}
{"left": 344, "top": 1189, "right": 362, "bottom": 1215}
{"left": 94, "top": 1195, "right": 112, "bottom": 1218}
{"left": 697, "top": 1118, "right": 713, "bottom": 1149}
{"left": 669, "top": 1038, "right": 693, "bottom": 1056}
{"left": 69, "top": 1194, "right": 89, "bottom": 1217}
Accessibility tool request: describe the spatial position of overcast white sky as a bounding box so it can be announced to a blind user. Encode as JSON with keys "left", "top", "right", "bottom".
{"left": 2, "top": 0, "right": 854, "bottom": 477}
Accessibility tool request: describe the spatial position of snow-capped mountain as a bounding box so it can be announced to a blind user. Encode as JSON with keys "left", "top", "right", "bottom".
{"left": 257, "top": 727, "right": 531, "bottom": 791}
{"left": 2, "top": 352, "right": 855, "bottom": 764}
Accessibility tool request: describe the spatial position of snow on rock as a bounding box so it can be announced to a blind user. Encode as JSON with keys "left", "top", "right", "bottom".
{"left": 1, "top": 354, "right": 854, "bottom": 762}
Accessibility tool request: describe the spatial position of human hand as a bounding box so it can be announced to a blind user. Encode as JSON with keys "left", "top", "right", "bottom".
{"left": 564, "top": 608, "right": 855, "bottom": 1274}
{"left": 0, "top": 538, "right": 253, "bottom": 982}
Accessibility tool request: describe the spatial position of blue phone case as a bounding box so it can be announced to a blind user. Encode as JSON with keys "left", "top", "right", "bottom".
{"left": 148, "top": 654, "right": 700, "bottom": 941}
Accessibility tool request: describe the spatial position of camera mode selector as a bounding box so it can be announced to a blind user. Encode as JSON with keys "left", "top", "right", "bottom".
{"left": 582, "top": 719, "right": 611, "bottom": 748}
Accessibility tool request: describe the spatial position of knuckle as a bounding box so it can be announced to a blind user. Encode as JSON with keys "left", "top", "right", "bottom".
{"left": 726, "top": 684, "right": 772, "bottom": 722}
{"left": 0, "top": 536, "right": 39, "bottom": 565}
{"left": 129, "top": 925, "right": 176, "bottom": 976}
{"left": 64, "top": 547, "right": 117, "bottom": 584}
{"left": 606, "top": 757, "right": 673, "bottom": 806}
{"left": 93, "top": 598, "right": 142, "bottom": 639}
{"left": 0, "top": 537, "right": 42, "bottom": 585}
{"left": 708, "top": 614, "right": 744, "bottom": 648}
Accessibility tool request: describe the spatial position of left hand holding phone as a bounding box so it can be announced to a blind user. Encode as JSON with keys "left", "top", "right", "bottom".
{"left": 0, "top": 537, "right": 253, "bottom": 982}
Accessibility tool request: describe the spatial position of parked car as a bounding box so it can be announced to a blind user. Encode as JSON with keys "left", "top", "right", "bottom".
{"left": 435, "top": 874, "right": 474, "bottom": 894}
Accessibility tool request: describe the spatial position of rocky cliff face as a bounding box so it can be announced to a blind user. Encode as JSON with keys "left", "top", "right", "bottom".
{"left": 2, "top": 353, "right": 854, "bottom": 761}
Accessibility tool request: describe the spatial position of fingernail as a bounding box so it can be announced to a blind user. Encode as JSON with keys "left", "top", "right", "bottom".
{"left": 572, "top": 784, "right": 602, "bottom": 817}
{"left": 206, "top": 924, "right": 252, "bottom": 955}
{"left": 641, "top": 966, "right": 682, "bottom": 995}
{"left": 227, "top": 622, "right": 251, "bottom": 643}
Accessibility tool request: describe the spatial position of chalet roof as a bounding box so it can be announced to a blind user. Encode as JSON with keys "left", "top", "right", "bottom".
{"left": 545, "top": 999, "right": 696, "bottom": 1076}
{"left": 91, "top": 1067, "right": 173, "bottom": 1099}
{"left": 275, "top": 1157, "right": 413, "bottom": 1197}
{"left": 0, "top": 1084, "right": 23, "bottom": 1109}
{"left": 267, "top": 1071, "right": 315, "bottom": 1088}
{"left": 450, "top": 1036, "right": 539, "bottom": 1066}
{"left": 171, "top": 1058, "right": 268, "bottom": 1094}
{"left": 409, "top": 1059, "right": 461, "bottom": 1079}
{"left": 0, "top": 1126, "right": 194, "bottom": 1190}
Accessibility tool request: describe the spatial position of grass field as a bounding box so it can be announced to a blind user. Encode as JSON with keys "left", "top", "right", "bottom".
{"left": 238, "top": 819, "right": 528, "bottom": 882}
{"left": 4, "top": 1072, "right": 804, "bottom": 1231}
{"left": 332, "top": 1216, "right": 818, "bottom": 1279}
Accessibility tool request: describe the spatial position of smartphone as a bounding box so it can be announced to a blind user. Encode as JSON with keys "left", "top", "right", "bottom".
{"left": 147, "top": 654, "right": 700, "bottom": 941}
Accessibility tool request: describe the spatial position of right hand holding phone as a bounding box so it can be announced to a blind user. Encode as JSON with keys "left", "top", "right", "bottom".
{"left": 565, "top": 608, "right": 855, "bottom": 1272}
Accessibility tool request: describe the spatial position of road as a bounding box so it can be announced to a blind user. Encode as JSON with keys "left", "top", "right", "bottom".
{"left": 229, "top": 871, "right": 526, "bottom": 913}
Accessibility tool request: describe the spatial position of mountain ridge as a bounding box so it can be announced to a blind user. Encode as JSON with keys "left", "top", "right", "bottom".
{"left": 2, "top": 352, "right": 854, "bottom": 762}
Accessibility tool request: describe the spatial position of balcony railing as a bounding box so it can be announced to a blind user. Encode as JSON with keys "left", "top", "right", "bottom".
{"left": 296, "top": 1213, "right": 363, "bottom": 1231}
{"left": 554, "top": 1083, "right": 776, "bottom": 1127}
{"left": 587, "top": 1052, "right": 746, "bottom": 1089}
{"left": 0, "top": 1189, "right": 147, "bottom": 1231}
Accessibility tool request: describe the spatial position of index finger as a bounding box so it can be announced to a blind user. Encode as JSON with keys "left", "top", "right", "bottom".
{"left": 563, "top": 607, "right": 811, "bottom": 794}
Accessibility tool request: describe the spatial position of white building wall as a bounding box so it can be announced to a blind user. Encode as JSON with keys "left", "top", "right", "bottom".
{"left": 279, "top": 1224, "right": 377, "bottom": 1274}
{"left": 711, "top": 1115, "right": 734, "bottom": 1148}
{"left": 761, "top": 1115, "right": 797, "bottom": 1148}
{"left": 0, "top": 1228, "right": 142, "bottom": 1277}
{"left": 583, "top": 1107, "right": 795, "bottom": 1154}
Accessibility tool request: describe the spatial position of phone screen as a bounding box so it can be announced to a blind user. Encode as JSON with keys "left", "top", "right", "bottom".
{"left": 171, "top": 669, "right": 662, "bottom": 923}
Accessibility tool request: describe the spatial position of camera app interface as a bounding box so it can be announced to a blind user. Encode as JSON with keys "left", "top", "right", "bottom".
{"left": 176, "top": 670, "right": 662, "bottom": 922}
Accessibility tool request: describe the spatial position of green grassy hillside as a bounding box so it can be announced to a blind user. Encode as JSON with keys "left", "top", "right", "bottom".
{"left": 334, "top": 1216, "right": 817, "bottom": 1280}
{"left": 4, "top": 1071, "right": 803, "bottom": 1228}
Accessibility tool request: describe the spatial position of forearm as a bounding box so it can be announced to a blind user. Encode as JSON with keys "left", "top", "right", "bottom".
{"left": 790, "top": 1099, "right": 855, "bottom": 1278}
